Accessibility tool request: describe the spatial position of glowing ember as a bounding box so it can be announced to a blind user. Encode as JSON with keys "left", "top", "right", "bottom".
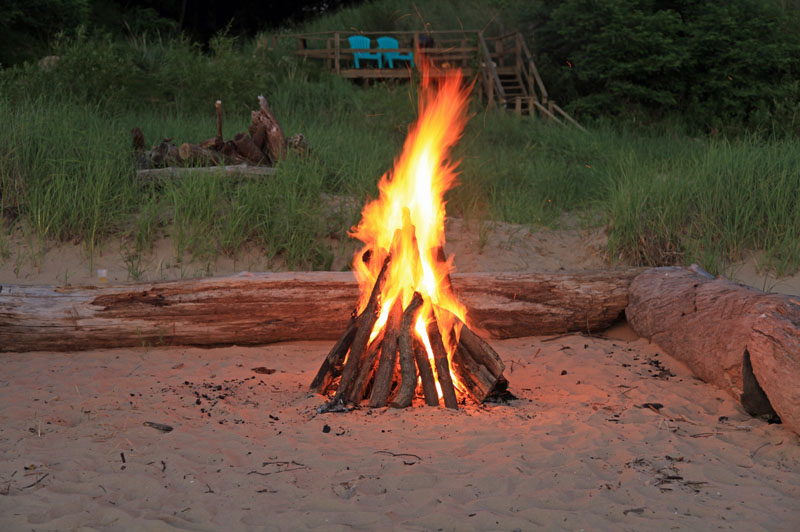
{"left": 311, "top": 60, "right": 507, "bottom": 411}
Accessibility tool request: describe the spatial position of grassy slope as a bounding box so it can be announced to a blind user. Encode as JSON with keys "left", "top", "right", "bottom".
{"left": 0, "top": 1, "right": 798, "bottom": 275}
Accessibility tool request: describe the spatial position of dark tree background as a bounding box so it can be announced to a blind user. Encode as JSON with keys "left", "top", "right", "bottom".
{"left": 96, "top": 0, "right": 363, "bottom": 42}
{"left": 0, "top": 0, "right": 364, "bottom": 66}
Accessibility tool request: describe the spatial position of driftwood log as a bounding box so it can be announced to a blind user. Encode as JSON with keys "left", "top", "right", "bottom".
{"left": 626, "top": 267, "right": 800, "bottom": 435}
{"left": 136, "top": 165, "right": 277, "bottom": 181}
{"left": 0, "top": 269, "right": 639, "bottom": 353}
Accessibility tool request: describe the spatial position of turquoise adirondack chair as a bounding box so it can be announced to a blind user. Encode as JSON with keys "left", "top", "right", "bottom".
{"left": 347, "top": 35, "right": 382, "bottom": 68}
{"left": 377, "top": 36, "right": 414, "bottom": 68}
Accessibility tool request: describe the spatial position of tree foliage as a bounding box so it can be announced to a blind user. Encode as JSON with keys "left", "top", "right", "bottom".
{"left": 526, "top": 0, "right": 800, "bottom": 129}
{"left": 0, "top": 0, "right": 89, "bottom": 66}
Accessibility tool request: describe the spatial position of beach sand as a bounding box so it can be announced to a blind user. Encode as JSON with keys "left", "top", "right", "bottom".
{"left": 2, "top": 219, "right": 799, "bottom": 530}
{"left": 1, "top": 333, "right": 799, "bottom": 531}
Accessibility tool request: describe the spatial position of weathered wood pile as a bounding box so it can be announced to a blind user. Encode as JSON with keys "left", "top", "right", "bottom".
{"left": 310, "top": 256, "right": 507, "bottom": 412}
{"left": 133, "top": 96, "right": 307, "bottom": 175}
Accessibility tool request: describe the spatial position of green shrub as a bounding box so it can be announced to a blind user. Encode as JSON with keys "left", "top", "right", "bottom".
{"left": 527, "top": 0, "right": 800, "bottom": 130}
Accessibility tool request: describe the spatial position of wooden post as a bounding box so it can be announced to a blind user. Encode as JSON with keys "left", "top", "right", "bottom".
{"left": 215, "top": 100, "right": 223, "bottom": 146}
{"left": 495, "top": 40, "right": 504, "bottom": 67}
{"left": 326, "top": 37, "right": 333, "bottom": 70}
{"left": 334, "top": 32, "right": 341, "bottom": 74}
{"left": 515, "top": 96, "right": 522, "bottom": 115}
{"left": 487, "top": 70, "right": 495, "bottom": 109}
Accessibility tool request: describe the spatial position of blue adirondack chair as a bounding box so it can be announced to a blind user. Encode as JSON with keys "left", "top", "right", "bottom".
{"left": 377, "top": 36, "right": 414, "bottom": 68}
{"left": 347, "top": 35, "right": 382, "bottom": 68}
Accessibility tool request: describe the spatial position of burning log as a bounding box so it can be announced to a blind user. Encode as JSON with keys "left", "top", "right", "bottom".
{"left": 387, "top": 293, "right": 423, "bottom": 408}
{"left": 413, "top": 334, "right": 441, "bottom": 406}
{"left": 319, "top": 256, "right": 390, "bottom": 411}
{"left": 313, "top": 250, "right": 508, "bottom": 410}
{"left": 368, "top": 298, "right": 404, "bottom": 407}
{"left": 427, "top": 316, "right": 459, "bottom": 409}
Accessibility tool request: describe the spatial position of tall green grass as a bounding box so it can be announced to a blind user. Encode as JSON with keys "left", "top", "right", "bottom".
{"left": 1, "top": 27, "right": 799, "bottom": 276}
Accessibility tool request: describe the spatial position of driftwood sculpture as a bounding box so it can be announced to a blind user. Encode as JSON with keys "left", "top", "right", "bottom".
{"left": 132, "top": 96, "right": 307, "bottom": 178}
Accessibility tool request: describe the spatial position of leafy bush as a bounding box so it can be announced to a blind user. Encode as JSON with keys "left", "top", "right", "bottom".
{"left": 526, "top": 0, "right": 800, "bottom": 130}
{"left": 0, "top": 0, "right": 89, "bottom": 66}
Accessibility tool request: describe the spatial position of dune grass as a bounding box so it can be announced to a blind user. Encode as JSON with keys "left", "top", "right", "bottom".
{"left": 1, "top": 28, "right": 799, "bottom": 277}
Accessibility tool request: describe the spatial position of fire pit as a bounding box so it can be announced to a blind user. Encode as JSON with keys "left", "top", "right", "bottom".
{"left": 311, "top": 63, "right": 508, "bottom": 411}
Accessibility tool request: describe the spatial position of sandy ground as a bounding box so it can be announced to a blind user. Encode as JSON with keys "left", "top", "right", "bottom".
{"left": 2, "top": 217, "right": 798, "bottom": 296}
{"left": 1, "top": 334, "right": 799, "bottom": 531}
{"left": 2, "top": 219, "right": 799, "bottom": 530}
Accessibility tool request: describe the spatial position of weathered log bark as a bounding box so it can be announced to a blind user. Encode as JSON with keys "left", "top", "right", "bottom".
{"left": 455, "top": 269, "right": 640, "bottom": 337}
{"left": 626, "top": 267, "right": 800, "bottom": 435}
{"left": 310, "top": 317, "right": 357, "bottom": 393}
{"left": 232, "top": 133, "right": 267, "bottom": 165}
{"left": 0, "top": 269, "right": 639, "bottom": 353}
{"left": 178, "top": 143, "right": 221, "bottom": 166}
{"left": 249, "top": 95, "right": 286, "bottom": 163}
{"left": 451, "top": 324, "right": 505, "bottom": 402}
{"left": 136, "top": 165, "right": 276, "bottom": 181}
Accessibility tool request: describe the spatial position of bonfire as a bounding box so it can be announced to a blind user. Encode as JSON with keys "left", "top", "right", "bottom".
{"left": 311, "top": 62, "right": 507, "bottom": 411}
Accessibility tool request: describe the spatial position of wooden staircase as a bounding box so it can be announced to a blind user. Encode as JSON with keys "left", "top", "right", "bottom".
{"left": 477, "top": 32, "right": 584, "bottom": 130}
{"left": 284, "top": 29, "right": 583, "bottom": 129}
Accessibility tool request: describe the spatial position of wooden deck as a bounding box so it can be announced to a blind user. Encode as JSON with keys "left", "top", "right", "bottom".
{"left": 279, "top": 29, "right": 582, "bottom": 128}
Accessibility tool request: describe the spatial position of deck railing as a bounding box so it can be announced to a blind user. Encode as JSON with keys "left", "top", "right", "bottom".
{"left": 278, "top": 29, "right": 582, "bottom": 128}
{"left": 288, "top": 30, "right": 482, "bottom": 77}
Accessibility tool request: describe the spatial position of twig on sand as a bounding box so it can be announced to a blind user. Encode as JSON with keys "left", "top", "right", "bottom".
{"left": 247, "top": 466, "right": 308, "bottom": 476}
{"left": 374, "top": 450, "right": 422, "bottom": 461}
{"left": 690, "top": 432, "right": 722, "bottom": 438}
{"left": 541, "top": 333, "right": 573, "bottom": 343}
{"left": 21, "top": 473, "right": 49, "bottom": 490}
{"left": 750, "top": 442, "right": 771, "bottom": 458}
{"left": 143, "top": 421, "right": 174, "bottom": 433}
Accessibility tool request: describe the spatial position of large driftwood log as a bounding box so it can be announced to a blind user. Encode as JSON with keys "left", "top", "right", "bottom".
{"left": 0, "top": 269, "right": 639, "bottom": 353}
{"left": 626, "top": 267, "right": 800, "bottom": 435}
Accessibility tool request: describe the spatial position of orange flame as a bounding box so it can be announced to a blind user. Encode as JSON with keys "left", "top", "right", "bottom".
{"left": 350, "top": 61, "right": 472, "bottom": 395}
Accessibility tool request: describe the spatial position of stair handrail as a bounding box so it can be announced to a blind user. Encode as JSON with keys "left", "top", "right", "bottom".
{"left": 516, "top": 33, "right": 549, "bottom": 103}
{"left": 477, "top": 31, "right": 506, "bottom": 107}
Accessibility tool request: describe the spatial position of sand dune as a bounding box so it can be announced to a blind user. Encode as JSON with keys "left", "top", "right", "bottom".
{"left": 1, "top": 333, "right": 798, "bottom": 531}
